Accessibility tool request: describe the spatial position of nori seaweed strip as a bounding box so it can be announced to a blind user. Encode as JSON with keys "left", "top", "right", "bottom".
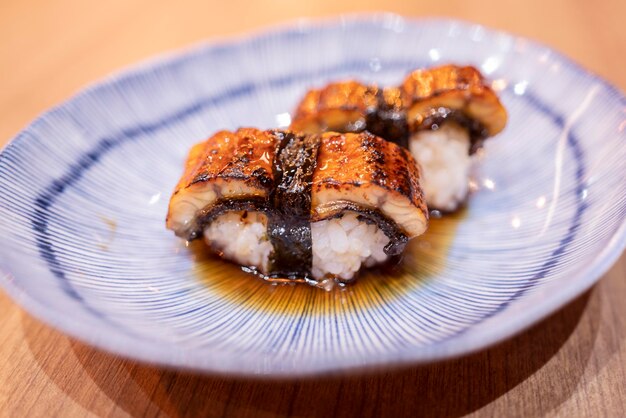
{"left": 367, "top": 103, "right": 487, "bottom": 154}
{"left": 267, "top": 131, "right": 320, "bottom": 278}
{"left": 410, "top": 107, "right": 489, "bottom": 154}
{"left": 365, "top": 89, "right": 409, "bottom": 149}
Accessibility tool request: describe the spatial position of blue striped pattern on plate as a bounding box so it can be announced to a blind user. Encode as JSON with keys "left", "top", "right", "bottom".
{"left": 0, "top": 15, "right": 624, "bottom": 376}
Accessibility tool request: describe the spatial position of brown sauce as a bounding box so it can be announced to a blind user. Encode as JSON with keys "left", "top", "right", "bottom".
{"left": 190, "top": 209, "right": 466, "bottom": 316}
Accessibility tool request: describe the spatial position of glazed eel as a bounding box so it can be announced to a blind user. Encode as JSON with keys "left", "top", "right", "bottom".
{"left": 166, "top": 128, "right": 428, "bottom": 278}
{"left": 289, "top": 64, "right": 507, "bottom": 154}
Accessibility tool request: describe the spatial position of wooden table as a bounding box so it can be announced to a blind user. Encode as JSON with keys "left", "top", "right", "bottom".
{"left": 1, "top": 1, "right": 624, "bottom": 416}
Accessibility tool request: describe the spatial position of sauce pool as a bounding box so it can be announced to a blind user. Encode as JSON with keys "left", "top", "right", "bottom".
{"left": 190, "top": 209, "right": 466, "bottom": 316}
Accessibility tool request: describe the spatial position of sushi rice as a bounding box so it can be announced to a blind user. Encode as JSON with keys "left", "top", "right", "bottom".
{"left": 204, "top": 211, "right": 273, "bottom": 274}
{"left": 409, "top": 122, "right": 472, "bottom": 212}
{"left": 311, "top": 212, "right": 390, "bottom": 280}
{"left": 204, "top": 211, "right": 390, "bottom": 281}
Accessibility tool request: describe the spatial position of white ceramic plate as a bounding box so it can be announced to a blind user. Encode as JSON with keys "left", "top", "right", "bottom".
{"left": 1, "top": 15, "right": 624, "bottom": 376}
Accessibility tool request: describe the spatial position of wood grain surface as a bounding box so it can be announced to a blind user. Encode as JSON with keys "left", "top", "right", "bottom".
{"left": 1, "top": 1, "right": 625, "bottom": 417}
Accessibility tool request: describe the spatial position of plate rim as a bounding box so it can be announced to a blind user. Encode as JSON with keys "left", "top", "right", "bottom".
{"left": 1, "top": 13, "right": 625, "bottom": 376}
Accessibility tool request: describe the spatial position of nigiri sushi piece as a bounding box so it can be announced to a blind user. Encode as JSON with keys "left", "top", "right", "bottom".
{"left": 166, "top": 128, "right": 428, "bottom": 282}
{"left": 291, "top": 81, "right": 408, "bottom": 147}
{"left": 289, "top": 64, "right": 508, "bottom": 212}
{"left": 401, "top": 65, "right": 507, "bottom": 211}
{"left": 167, "top": 128, "right": 278, "bottom": 272}
{"left": 310, "top": 132, "right": 427, "bottom": 280}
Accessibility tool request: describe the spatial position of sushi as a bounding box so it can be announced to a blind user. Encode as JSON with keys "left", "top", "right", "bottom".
{"left": 291, "top": 81, "right": 408, "bottom": 147}
{"left": 167, "top": 128, "right": 428, "bottom": 282}
{"left": 401, "top": 65, "right": 507, "bottom": 211}
{"left": 289, "top": 64, "right": 508, "bottom": 211}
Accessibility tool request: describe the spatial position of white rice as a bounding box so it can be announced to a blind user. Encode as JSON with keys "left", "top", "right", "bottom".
{"left": 205, "top": 210, "right": 391, "bottom": 281}
{"left": 409, "top": 122, "right": 472, "bottom": 212}
{"left": 311, "top": 211, "right": 390, "bottom": 280}
{"left": 203, "top": 211, "right": 272, "bottom": 273}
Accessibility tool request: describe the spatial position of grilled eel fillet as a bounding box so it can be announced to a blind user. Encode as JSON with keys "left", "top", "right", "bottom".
{"left": 291, "top": 81, "right": 408, "bottom": 147}
{"left": 167, "top": 128, "right": 428, "bottom": 276}
{"left": 290, "top": 64, "right": 507, "bottom": 153}
{"left": 167, "top": 128, "right": 277, "bottom": 240}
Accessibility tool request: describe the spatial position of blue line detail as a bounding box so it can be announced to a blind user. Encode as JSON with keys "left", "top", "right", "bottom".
{"left": 29, "top": 57, "right": 586, "bottom": 342}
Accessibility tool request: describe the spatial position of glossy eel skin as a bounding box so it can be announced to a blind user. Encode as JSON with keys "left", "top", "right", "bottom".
{"left": 167, "top": 128, "right": 428, "bottom": 280}
{"left": 290, "top": 64, "right": 507, "bottom": 155}
{"left": 290, "top": 64, "right": 508, "bottom": 212}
